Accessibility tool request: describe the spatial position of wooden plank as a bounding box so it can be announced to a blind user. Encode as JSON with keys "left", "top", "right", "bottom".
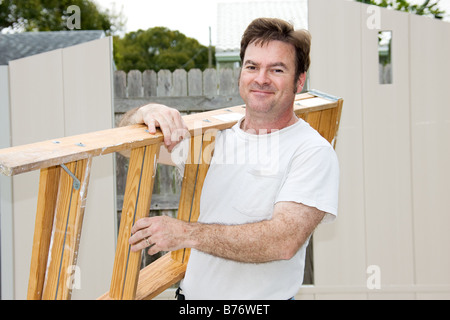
{"left": 27, "top": 166, "right": 61, "bottom": 300}
{"left": 41, "top": 158, "right": 92, "bottom": 300}
{"left": 317, "top": 108, "right": 335, "bottom": 144}
{"left": 294, "top": 98, "right": 339, "bottom": 115}
{"left": 332, "top": 99, "right": 344, "bottom": 148}
{"left": 98, "top": 252, "right": 186, "bottom": 300}
{"left": 0, "top": 93, "right": 339, "bottom": 177}
{"left": 109, "top": 144, "right": 160, "bottom": 300}
{"left": 171, "top": 134, "right": 202, "bottom": 263}
{"left": 0, "top": 125, "right": 163, "bottom": 176}
{"left": 135, "top": 253, "right": 186, "bottom": 300}
{"left": 304, "top": 110, "right": 322, "bottom": 132}
{"left": 171, "top": 131, "right": 216, "bottom": 263}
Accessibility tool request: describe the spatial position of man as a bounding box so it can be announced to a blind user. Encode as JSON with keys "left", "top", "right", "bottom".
{"left": 124, "top": 18, "right": 339, "bottom": 299}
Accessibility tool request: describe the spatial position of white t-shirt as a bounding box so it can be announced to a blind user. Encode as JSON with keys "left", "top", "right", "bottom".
{"left": 179, "top": 117, "right": 339, "bottom": 299}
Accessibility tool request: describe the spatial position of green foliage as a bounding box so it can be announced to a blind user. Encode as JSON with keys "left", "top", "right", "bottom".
{"left": 355, "top": 0, "right": 446, "bottom": 19}
{"left": 113, "top": 27, "right": 215, "bottom": 72}
{"left": 0, "top": 1, "right": 214, "bottom": 71}
{"left": 0, "top": 0, "right": 123, "bottom": 34}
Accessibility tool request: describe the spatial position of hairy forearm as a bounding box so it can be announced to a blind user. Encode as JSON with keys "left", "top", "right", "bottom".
{"left": 187, "top": 212, "right": 313, "bottom": 263}
{"left": 184, "top": 203, "right": 325, "bottom": 263}
{"left": 189, "top": 221, "right": 288, "bottom": 263}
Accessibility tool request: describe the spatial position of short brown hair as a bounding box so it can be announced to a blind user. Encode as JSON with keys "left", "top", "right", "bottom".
{"left": 240, "top": 18, "right": 311, "bottom": 79}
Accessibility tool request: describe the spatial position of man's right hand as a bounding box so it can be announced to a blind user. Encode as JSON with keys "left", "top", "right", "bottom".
{"left": 121, "top": 103, "right": 188, "bottom": 152}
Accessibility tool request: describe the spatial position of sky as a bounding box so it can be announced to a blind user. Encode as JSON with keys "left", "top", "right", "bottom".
{"left": 94, "top": 0, "right": 221, "bottom": 46}
{"left": 94, "top": 0, "right": 450, "bottom": 47}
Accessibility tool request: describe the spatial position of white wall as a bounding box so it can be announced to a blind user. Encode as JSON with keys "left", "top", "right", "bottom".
{"left": 409, "top": 14, "right": 450, "bottom": 292}
{"left": 0, "top": 66, "right": 14, "bottom": 299}
{"left": 5, "top": 37, "right": 116, "bottom": 299}
{"left": 307, "top": 0, "right": 450, "bottom": 299}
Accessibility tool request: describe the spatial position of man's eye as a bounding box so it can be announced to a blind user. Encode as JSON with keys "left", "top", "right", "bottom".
{"left": 246, "top": 65, "right": 256, "bottom": 70}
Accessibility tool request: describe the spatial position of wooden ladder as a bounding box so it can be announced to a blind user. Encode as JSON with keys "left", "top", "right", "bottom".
{"left": 0, "top": 91, "right": 342, "bottom": 300}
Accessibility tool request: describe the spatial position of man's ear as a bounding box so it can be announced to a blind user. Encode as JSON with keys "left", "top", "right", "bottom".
{"left": 296, "top": 72, "right": 307, "bottom": 93}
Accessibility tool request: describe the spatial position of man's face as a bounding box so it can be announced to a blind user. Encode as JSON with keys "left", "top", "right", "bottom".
{"left": 239, "top": 40, "right": 302, "bottom": 119}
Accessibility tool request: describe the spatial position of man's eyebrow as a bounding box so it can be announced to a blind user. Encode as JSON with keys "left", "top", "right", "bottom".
{"left": 243, "top": 60, "right": 289, "bottom": 69}
{"left": 268, "top": 62, "right": 288, "bottom": 69}
{"left": 243, "top": 59, "right": 258, "bottom": 66}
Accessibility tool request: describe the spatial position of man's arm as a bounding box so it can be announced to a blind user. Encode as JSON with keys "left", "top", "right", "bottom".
{"left": 129, "top": 201, "right": 325, "bottom": 263}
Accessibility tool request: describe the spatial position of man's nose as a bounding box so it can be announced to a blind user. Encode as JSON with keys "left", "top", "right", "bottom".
{"left": 254, "top": 69, "right": 271, "bottom": 86}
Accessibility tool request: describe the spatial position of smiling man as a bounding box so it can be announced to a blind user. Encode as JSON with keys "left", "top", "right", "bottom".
{"left": 123, "top": 18, "right": 339, "bottom": 300}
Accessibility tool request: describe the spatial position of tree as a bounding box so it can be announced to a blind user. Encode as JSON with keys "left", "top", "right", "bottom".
{"left": 113, "top": 27, "right": 215, "bottom": 72}
{"left": 355, "top": 0, "right": 446, "bottom": 19}
{"left": 0, "top": 0, "right": 124, "bottom": 34}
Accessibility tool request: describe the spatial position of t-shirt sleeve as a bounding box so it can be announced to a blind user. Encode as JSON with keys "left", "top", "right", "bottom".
{"left": 275, "top": 145, "right": 340, "bottom": 223}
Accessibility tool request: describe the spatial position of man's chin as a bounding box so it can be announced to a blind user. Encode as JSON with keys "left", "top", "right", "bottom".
{"left": 246, "top": 103, "right": 272, "bottom": 114}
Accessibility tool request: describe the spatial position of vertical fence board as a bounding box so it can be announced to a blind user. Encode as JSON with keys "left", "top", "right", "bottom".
{"left": 143, "top": 70, "right": 157, "bottom": 97}
{"left": 173, "top": 69, "right": 187, "bottom": 96}
{"left": 127, "top": 70, "right": 142, "bottom": 98}
{"left": 188, "top": 69, "right": 203, "bottom": 96}
{"left": 203, "top": 68, "right": 217, "bottom": 95}
{"left": 114, "top": 70, "right": 127, "bottom": 98}
{"left": 157, "top": 70, "right": 173, "bottom": 97}
{"left": 219, "top": 68, "right": 233, "bottom": 96}
{"left": 233, "top": 68, "right": 241, "bottom": 95}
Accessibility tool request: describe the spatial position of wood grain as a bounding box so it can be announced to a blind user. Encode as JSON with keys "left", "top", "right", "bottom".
{"left": 98, "top": 252, "right": 187, "bottom": 300}
{"left": 27, "top": 166, "right": 61, "bottom": 300}
{"left": 172, "top": 132, "right": 216, "bottom": 263}
{"left": 109, "top": 144, "right": 160, "bottom": 300}
{"left": 41, "top": 158, "right": 92, "bottom": 300}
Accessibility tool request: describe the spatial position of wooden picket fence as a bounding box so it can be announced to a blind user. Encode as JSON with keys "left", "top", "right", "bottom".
{"left": 114, "top": 68, "right": 244, "bottom": 116}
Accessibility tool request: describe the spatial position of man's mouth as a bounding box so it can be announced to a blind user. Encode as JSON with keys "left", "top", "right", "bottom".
{"left": 250, "top": 89, "right": 275, "bottom": 95}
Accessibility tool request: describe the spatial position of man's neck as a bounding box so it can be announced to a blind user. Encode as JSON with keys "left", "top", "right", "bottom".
{"left": 240, "top": 109, "right": 298, "bottom": 134}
